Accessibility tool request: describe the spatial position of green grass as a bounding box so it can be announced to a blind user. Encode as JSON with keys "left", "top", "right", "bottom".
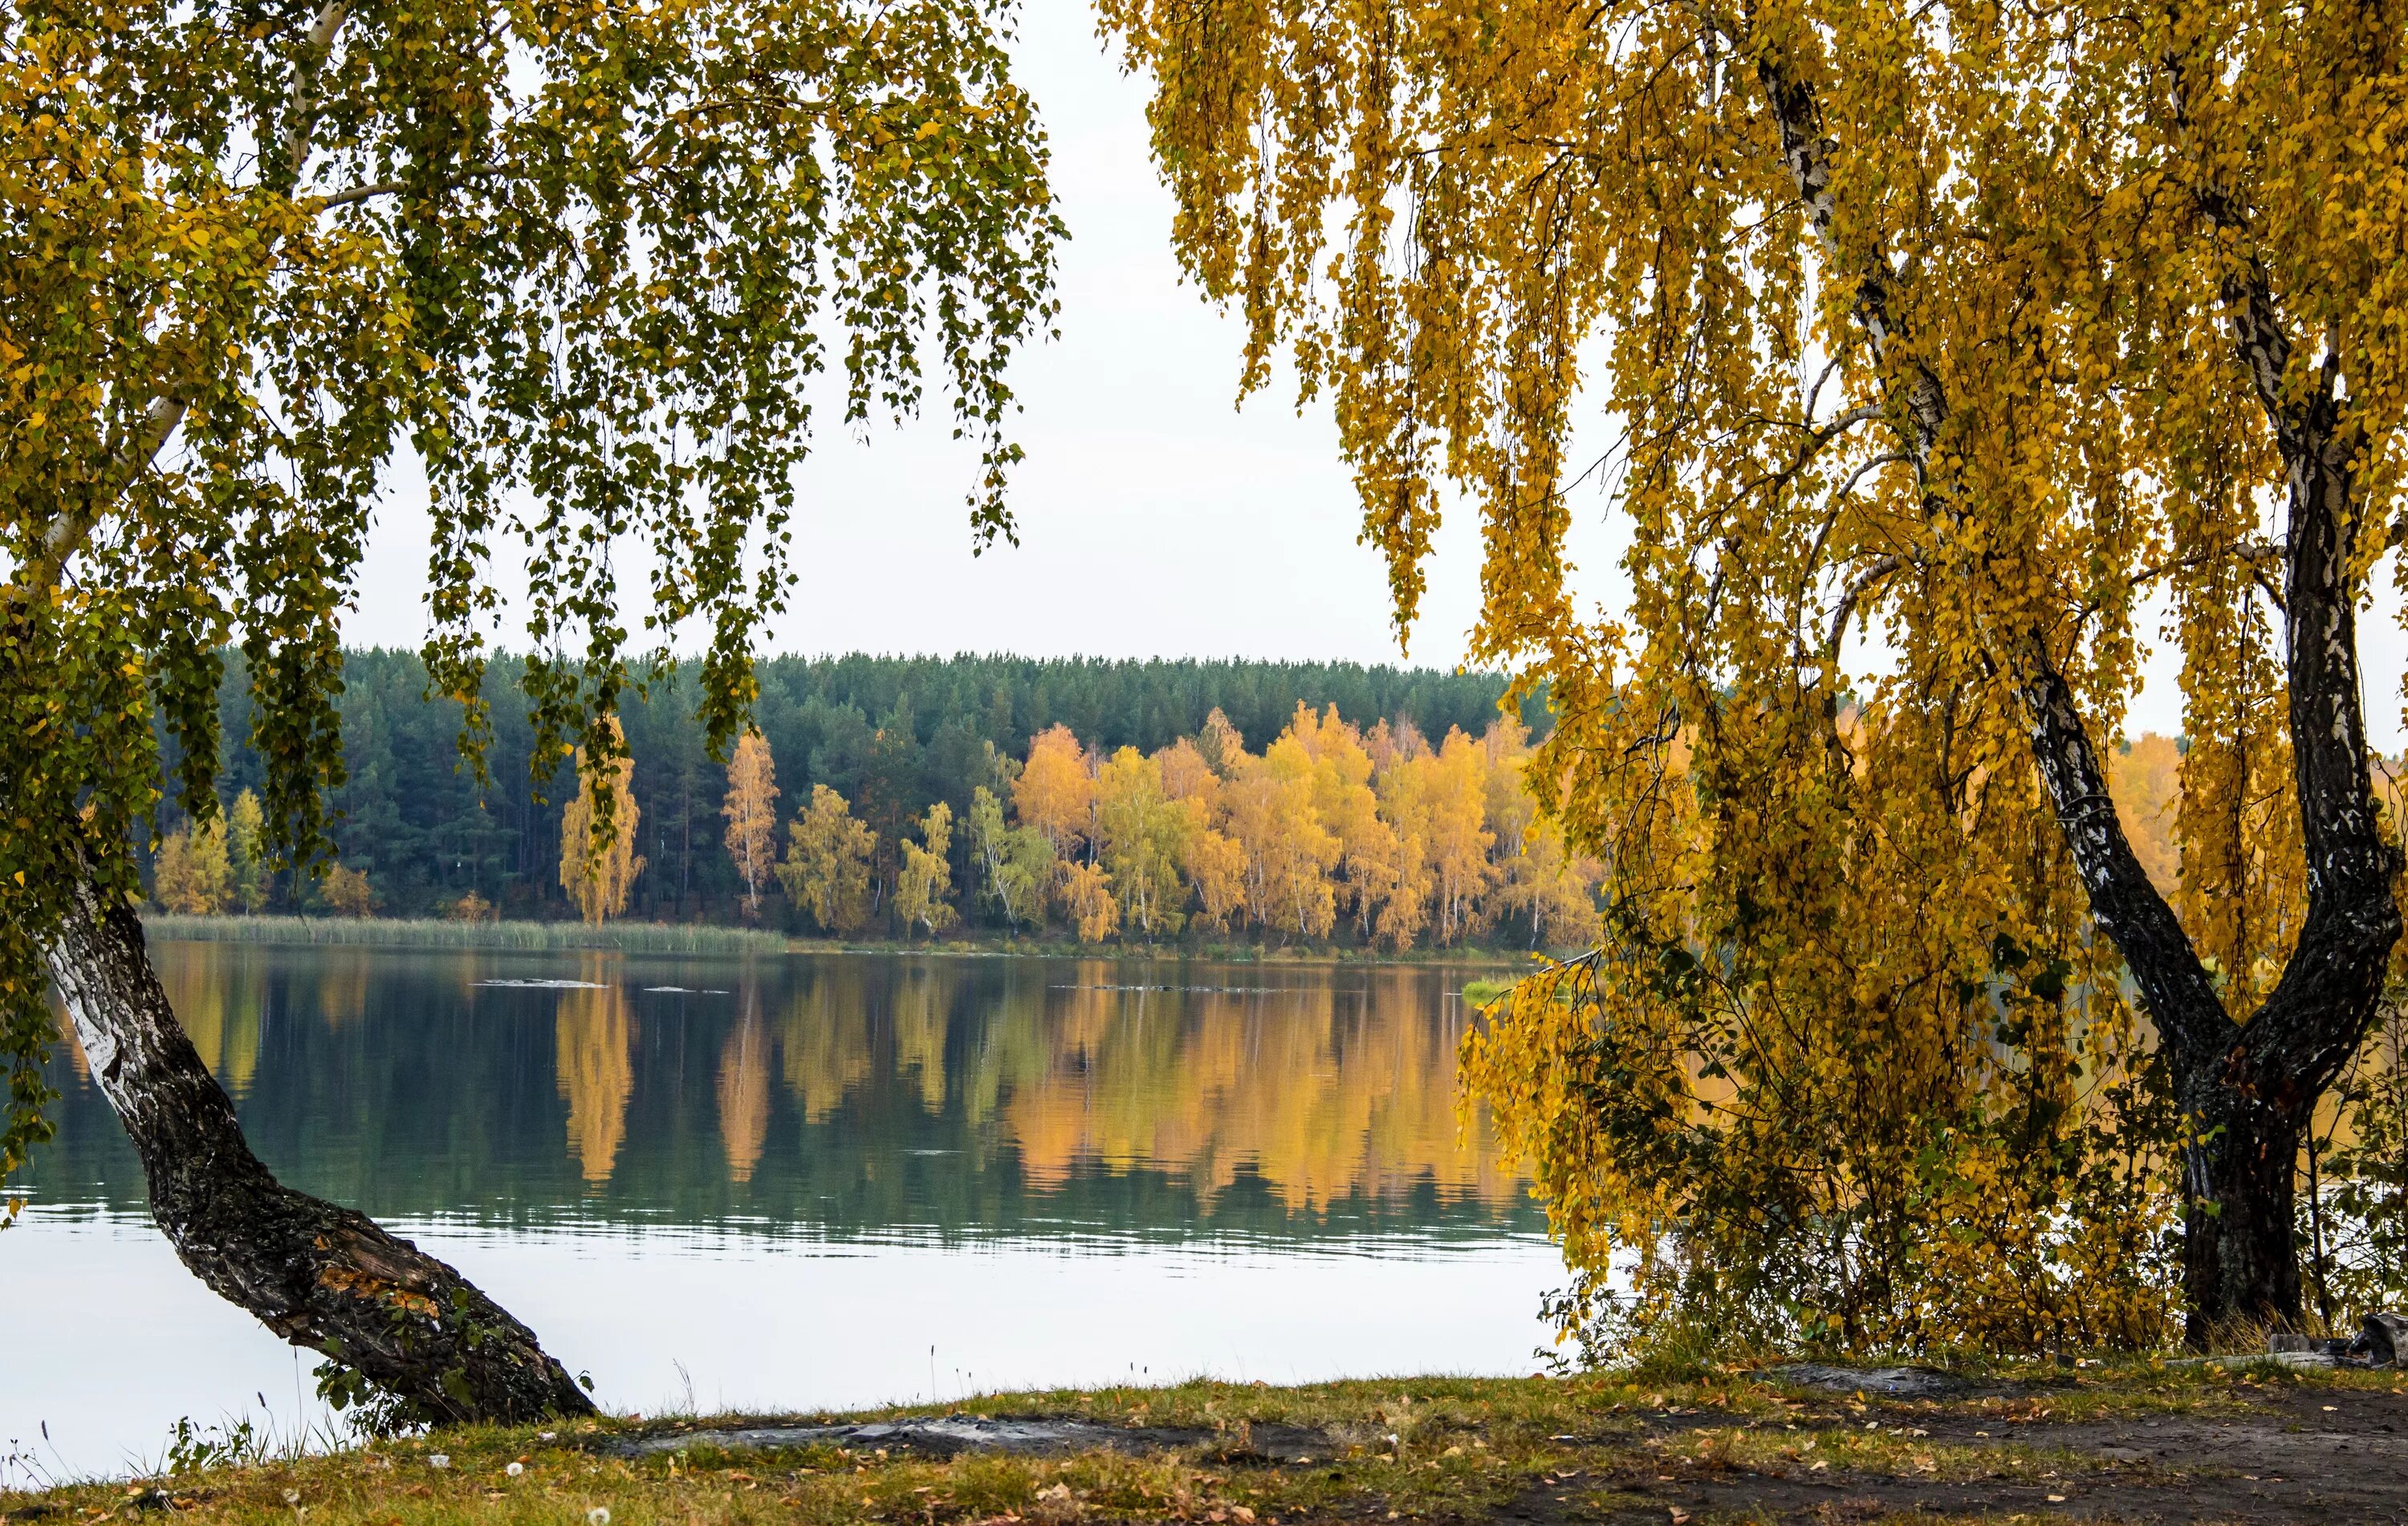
{"left": 10, "top": 1364, "right": 2374, "bottom": 1526}
{"left": 143, "top": 914, "right": 787, "bottom": 956}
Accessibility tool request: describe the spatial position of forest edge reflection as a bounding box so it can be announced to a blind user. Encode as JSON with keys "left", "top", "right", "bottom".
{"left": 21, "top": 944, "right": 1544, "bottom": 1249}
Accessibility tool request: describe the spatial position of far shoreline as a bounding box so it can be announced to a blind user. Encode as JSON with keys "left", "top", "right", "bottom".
{"left": 140, "top": 913, "right": 1551, "bottom": 970}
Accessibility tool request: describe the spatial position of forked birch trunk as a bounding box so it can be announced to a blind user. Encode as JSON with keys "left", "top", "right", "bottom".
{"left": 1759, "top": 47, "right": 2402, "bottom": 1341}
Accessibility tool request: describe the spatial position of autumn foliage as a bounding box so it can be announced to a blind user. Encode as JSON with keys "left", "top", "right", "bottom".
{"left": 935, "top": 706, "right": 1600, "bottom": 950}
{"left": 710, "top": 702, "right": 1593, "bottom": 948}
{"left": 721, "top": 732, "right": 780, "bottom": 923}
{"left": 1108, "top": 0, "right": 2408, "bottom": 1350}
{"left": 559, "top": 721, "right": 645, "bottom": 925}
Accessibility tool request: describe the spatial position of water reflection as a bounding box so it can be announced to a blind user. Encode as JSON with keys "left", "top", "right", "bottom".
{"left": 556, "top": 968, "right": 637, "bottom": 1186}
{"left": 158, "top": 945, "right": 266, "bottom": 1101}
{"left": 6, "top": 944, "right": 1553, "bottom": 1480}
{"left": 20, "top": 945, "right": 1541, "bottom": 1245}
{"left": 718, "top": 1002, "right": 771, "bottom": 1183}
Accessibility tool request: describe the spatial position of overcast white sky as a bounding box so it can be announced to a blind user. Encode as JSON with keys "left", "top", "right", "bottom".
{"left": 346, "top": 6, "right": 1553, "bottom": 674}
{"left": 339, "top": 3, "right": 2406, "bottom": 748}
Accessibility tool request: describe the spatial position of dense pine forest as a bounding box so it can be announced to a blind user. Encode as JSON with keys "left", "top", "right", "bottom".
{"left": 161, "top": 651, "right": 1552, "bottom": 943}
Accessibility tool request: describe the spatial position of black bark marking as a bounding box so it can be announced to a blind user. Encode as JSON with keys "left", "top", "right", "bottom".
{"left": 1750, "top": 37, "right": 2403, "bottom": 1341}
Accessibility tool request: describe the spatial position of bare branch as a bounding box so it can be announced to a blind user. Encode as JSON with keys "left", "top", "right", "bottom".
{"left": 310, "top": 180, "right": 403, "bottom": 210}
{"left": 308, "top": 165, "right": 507, "bottom": 213}
{"left": 1823, "top": 554, "right": 1899, "bottom": 665}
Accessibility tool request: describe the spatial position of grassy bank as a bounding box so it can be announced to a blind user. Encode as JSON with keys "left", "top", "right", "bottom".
{"left": 140, "top": 914, "right": 1542, "bottom": 967}
{"left": 12, "top": 1364, "right": 2407, "bottom": 1524}
{"left": 143, "top": 915, "right": 787, "bottom": 956}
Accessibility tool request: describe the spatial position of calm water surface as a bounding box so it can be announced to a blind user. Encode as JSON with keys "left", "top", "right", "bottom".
{"left": 3, "top": 945, "right": 1556, "bottom": 1479}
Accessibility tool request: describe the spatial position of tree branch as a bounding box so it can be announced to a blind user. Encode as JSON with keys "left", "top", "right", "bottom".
{"left": 2174, "top": 67, "right": 2402, "bottom": 1103}
{"left": 31, "top": 2, "right": 352, "bottom": 595}
{"left": 26, "top": 393, "right": 190, "bottom": 596}
{"left": 307, "top": 165, "right": 508, "bottom": 213}
{"left": 310, "top": 180, "right": 403, "bottom": 210}
{"left": 275, "top": 1, "right": 351, "bottom": 197}
{"left": 1751, "top": 41, "right": 2230, "bottom": 1056}
{"left": 1823, "top": 554, "right": 1899, "bottom": 666}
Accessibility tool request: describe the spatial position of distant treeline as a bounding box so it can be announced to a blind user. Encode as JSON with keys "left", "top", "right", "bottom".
{"left": 170, "top": 651, "right": 1541, "bottom": 930}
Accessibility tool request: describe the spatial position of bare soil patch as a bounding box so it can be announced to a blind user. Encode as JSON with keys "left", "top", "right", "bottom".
{"left": 1571, "top": 1370, "right": 2408, "bottom": 1523}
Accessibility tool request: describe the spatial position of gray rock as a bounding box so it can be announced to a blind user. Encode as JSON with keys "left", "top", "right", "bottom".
{"left": 2354, "top": 1311, "right": 2408, "bottom": 1368}
{"left": 1775, "top": 1363, "right": 1964, "bottom": 1398}
{"left": 2267, "top": 1349, "right": 2340, "bottom": 1369}
{"left": 2269, "top": 1332, "right": 2352, "bottom": 1362}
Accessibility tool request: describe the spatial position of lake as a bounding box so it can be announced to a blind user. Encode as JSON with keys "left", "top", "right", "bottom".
{"left": 2, "top": 943, "right": 1559, "bottom": 1480}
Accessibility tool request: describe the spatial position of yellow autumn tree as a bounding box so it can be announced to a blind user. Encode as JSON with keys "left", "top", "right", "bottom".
{"left": 1424, "top": 731, "right": 1497, "bottom": 946}
{"left": 1194, "top": 707, "right": 1245, "bottom": 777}
{"left": 722, "top": 730, "right": 780, "bottom": 922}
{"left": 226, "top": 791, "right": 268, "bottom": 914}
{"left": 1374, "top": 730, "right": 1495, "bottom": 948}
{"left": 1059, "top": 861, "right": 1121, "bottom": 943}
{"left": 1494, "top": 817, "right": 1605, "bottom": 952}
{"left": 1225, "top": 734, "right": 1339, "bottom": 940}
{"left": 961, "top": 712, "right": 1605, "bottom": 950}
{"left": 896, "top": 801, "right": 959, "bottom": 938}
{"left": 966, "top": 784, "right": 1051, "bottom": 931}
{"left": 153, "top": 819, "right": 231, "bottom": 915}
{"left": 320, "top": 865, "right": 378, "bottom": 919}
{"left": 559, "top": 719, "right": 645, "bottom": 924}
{"left": 1287, "top": 704, "right": 1401, "bottom": 939}
{"left": 1158, "top": 738, "right": 1247, "bottom": 931}
{"left": 1014, "top": 724, "right": 1093, "bottom": 861}
{"left": 1095, "top": 747, "right": 1191, "bottom": 939}
{"left": 1368, "top": 724, "right": 1437, "bottom": 950}
{"left": 1102, "top": 0, "right": 2386, "bottom": 1347}
{"left": 779, "top": 784, "right": 877, "bottom": 935}
{"left": 2109, "top": 735, "right": 2185, "bottom": 897}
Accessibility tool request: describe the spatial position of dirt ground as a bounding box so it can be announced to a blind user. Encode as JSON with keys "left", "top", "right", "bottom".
{"left": 1563, "top": 1375, "right": 2408, "bottom": 1522}
{"left": 600, "top": 1365, "right": 2408, "bottom": 1524}
{"left": 12, "top": 1365, "right": 2408, "bottom": 1526}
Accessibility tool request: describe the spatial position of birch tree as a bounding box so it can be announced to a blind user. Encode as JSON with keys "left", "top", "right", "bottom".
{"left": 3, "top": 0, "right": 1059, "bottom": 1418}
{"left": 560, "top": 722, "right": 644, "bottom": 924}
{"left": 1104, "top": 0, "right": 2406, "bottom": 1344}
{"left": 722, "top": 730, "right": 779, "bottom": 922}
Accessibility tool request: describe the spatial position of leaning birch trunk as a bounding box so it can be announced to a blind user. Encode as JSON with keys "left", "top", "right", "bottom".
{"left": 45, "top": 870, "right": 595, "bottom": 1424}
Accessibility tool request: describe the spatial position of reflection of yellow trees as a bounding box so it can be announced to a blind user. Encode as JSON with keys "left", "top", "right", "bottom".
{"left": 892, "top": 965, "right": 952, "bottom": 1114}
{"left": 555, "top": 964, "right": 635, "bottom": 1185}
{"left": 995, "top": 967, "right": 1512, "bottom": 1210}
{"left": 53, "top": 1006, "right": 88, "bottom": 1082}
{"left": 761, "top": 956, "right": 1514, "bottom": 1210}
{"left": 315, "top": 954, "right": 372, "bottom": 1029}
{"left": 717, "top": 1003, "right": 771, "bottom": 1183}
{"left": 775, "top": 968, "right": 875, "bottom": 1122}
{"left": 161, "top": 942, "right": 262, "bottom": 1099}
